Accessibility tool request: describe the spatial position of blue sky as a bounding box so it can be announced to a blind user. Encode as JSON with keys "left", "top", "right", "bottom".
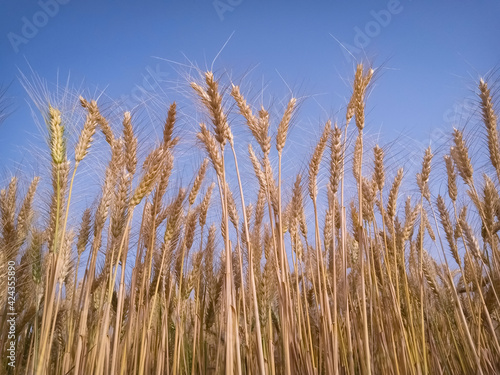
{"left": 1, "top": 0, "right": 500, "bottom": 178}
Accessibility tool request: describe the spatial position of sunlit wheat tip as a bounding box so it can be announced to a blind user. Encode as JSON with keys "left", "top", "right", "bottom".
{"left": 444, "top": 155, "right": 458, "bottom": 202}
{"left": 123, "top": 111, "right": 138, "bottom": 175}
{"left": 329, "top": 124, "right": 343, "bottom": 195}
{"left": 189, "top": 159, "right": 209, "bottom": 206}
{"left": 48, "top": 105, "right": 65, "bottom": 164}
{"left": 163, "top": 102, "right": 177, "bottom": 147}
{"left": 75, "top": 99, "right": 98, "bottom": 163}
{"left": 308, "top": 120, "right": 331, "bottom": 201}
{"left": 451, "top": 128, "right": 474, "bottom": 185}
{"left": 130, "top": 148, "right": 167, "bottom": 206}
{"left": 276, "top": 97, "right": 297, "bottom": 153}
{"left": 197, "top": 123, "right": 223, "bottom": 177}
{"left": 373, "top": 145, "right": 385, "bottom": 191}
{"left": 199, "top": 182, "right": 214, "bottom": 228}
{"left": 479, "top": 79, "right": 500, "bottom": 180}
{"left": 387, "top": 168, "right": 404, "bottom": 219}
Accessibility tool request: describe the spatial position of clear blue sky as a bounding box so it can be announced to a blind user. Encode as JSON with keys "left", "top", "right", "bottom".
{"left": 1, "top": 0, "right": 499, "bottom": 175}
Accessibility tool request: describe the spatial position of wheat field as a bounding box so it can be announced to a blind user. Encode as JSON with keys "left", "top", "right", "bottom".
{"left": 0, "top": 64, "right": 499, "bottom": 374}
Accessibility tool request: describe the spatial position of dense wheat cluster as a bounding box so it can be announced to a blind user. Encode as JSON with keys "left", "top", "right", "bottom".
{"left": 1, "top": 64, "right": 499, "bottom": 374}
